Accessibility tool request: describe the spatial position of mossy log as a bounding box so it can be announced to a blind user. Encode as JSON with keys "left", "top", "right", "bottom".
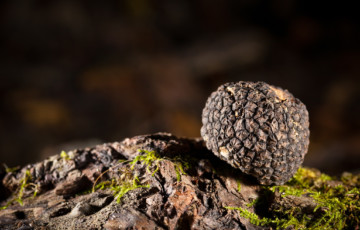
{"left": 0, "top": 133, "right": 359, "bottom": 229}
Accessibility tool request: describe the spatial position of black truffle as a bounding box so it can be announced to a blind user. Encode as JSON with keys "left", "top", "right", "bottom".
{"left": 201, "top": 81, "right": 310, "bottom": 185}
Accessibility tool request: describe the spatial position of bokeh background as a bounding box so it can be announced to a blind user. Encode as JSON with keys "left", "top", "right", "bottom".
{"left": 1, "top": 1, "right": 359, "bottom": 175}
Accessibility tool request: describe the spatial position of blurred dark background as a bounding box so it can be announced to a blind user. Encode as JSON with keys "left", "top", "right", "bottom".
{"left": 0, "top": 1, "right": 359, "bottom": 175}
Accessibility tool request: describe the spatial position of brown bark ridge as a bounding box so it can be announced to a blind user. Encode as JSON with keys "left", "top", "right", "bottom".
{"left": 0, "top": 133, "right": 336, "bottom": 229}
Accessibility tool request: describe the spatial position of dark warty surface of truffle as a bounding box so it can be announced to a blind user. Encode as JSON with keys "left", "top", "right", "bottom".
{"left": 201, "top": 81, "right": 310, "bottom": 185}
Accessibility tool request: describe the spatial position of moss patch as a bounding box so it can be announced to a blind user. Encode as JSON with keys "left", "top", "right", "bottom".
{"left": 130, "top": 149, "right": 163, "bottom": 176}
{"left": 91, "top": 150, "right": 161, "bottom": 203}
{"left": 225, "top": 206, "right": 308, "bottom": 229}
{"left": 227, "top": 167, "right": 360, "bottom": 229}
{"left": 1, "top": 170, "right": 38, "bottom": 210}
{"left": 92, "top": 149, "right": 192, "bottom": 203}
{"left": 170, "top": 155, "right": 191, "bottom": 182}
{"left": 60, "top": 151, "right": 72, "bottom": 161}
{"left": 93, "top": 169, "right": 150, "bottom": 203}
{"left": 3, "top": 165, "right": 20, "bottom": 173}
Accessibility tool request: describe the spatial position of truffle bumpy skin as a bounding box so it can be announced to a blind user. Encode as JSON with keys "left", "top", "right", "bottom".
{"left": 201, "top": 81, "right": 310, "bottom": 185}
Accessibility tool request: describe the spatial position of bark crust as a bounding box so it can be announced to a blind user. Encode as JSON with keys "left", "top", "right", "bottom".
{"left": 0, "top": 133, "right": 350, "bottom": 229}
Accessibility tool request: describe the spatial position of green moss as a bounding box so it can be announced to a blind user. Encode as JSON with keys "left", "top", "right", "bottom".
{"left": 1, "top": 170, "right": 38, "bottom": 210}
{"left": 92, "top": 150, "right": 162, "bottom": 203}
{"left": 171, "top": 156, "right": 190, "bottom": 182}
{"left": 91, "top": 149, "right": 194, "bottom": 202}
{"left": 341, "top": 172, "right": 360, "bottom": 186}
{"left": 112, "top": 175, "right": 149, "bottom": 203}
{"left": 246, "top": 198, "right": 258, "bottom": 208}
{"left": 225, "top": 206, "right": 308, "bottom": 229}
{"left": 92, "top": 149, "right": 191, "bottom": 203}
{"left": 237, "top": 180, "right": 242, "bottom": 192}
{"left": 60, "top": 150, "right": 71, "bottom": 161}
{"left": 227, "top": 167, "right": 360, "bottom": 230}
{"left": 3, "top": 164, "right": 20, "bottom": 173}
{"left": 130, "top": 150, "right": 163, "bottom": 176}
{"left": 131, "top": 149, "right": 192, "bottom": 182}
{"left": 93, "top": 170, "right": 150, "bottom": 203}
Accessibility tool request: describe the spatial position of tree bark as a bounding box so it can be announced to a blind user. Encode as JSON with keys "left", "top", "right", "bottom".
{"left": 0, "top": 133, "right": 356, "bottom": 229}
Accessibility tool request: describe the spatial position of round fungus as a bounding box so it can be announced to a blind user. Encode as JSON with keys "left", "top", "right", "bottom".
{"left": 201, "top": 81, "right": 310, "bottom": 185}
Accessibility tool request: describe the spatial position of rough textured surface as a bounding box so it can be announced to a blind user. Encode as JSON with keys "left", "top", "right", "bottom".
{"left": 1, "top": 133, "right": 358, "bottom": 229}
{"left": 201, "top": 81, "right": 310, "bottom": 185}
{"left": 0, "top": 133, "right": 262, "bottom": 230}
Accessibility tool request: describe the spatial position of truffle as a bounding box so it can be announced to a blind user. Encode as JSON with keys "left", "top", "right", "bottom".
{"left": 201, "top": 81, "right": 310, "bottom": 185}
